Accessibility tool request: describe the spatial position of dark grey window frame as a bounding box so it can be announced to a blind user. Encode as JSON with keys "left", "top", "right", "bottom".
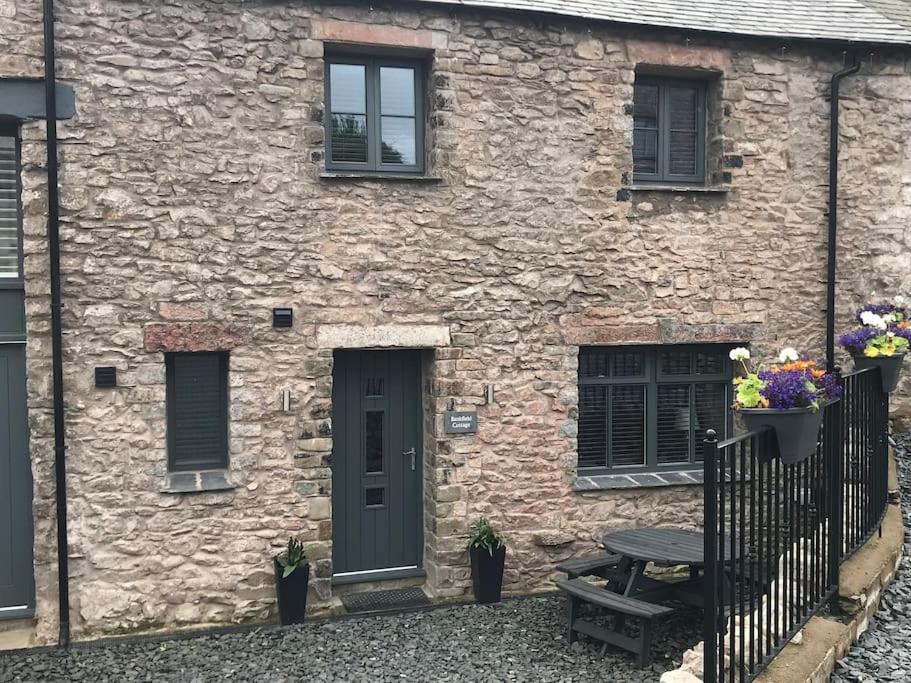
{"left": 324, "top": 55, "right": 426, "bottom": 175}
{"left": 577, "top": 345, "right": 734, "bottom": 475}
{"left": 165, "top": 352, "right": 229, "bottom": 473}
{"left": 0, "top": 123, "right": 23, "bottom": 288}
{"left": 633, "top": 77, "right": 707, "bottom": 185}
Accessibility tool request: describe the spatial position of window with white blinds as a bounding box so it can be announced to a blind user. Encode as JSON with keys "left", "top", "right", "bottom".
{"left": 166, "top": 352, "right": 229, "bottom": 472}
{"left": 578, "top": 346, "right": 733, "bottom": 473}
{"left": 0, "top": 134, "right": 20, "bottom": 280}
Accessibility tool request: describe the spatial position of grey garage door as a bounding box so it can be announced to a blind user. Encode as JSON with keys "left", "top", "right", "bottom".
{"left": 0, "top": 344, "right": 34, "bottom": 617}
{"left": 331, "top": 350, "right": 424, "bottom": 580}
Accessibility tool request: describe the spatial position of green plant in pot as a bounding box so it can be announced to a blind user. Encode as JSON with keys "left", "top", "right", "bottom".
{"left": 273, "top": 537, "right": 310, "bottom": 625}
{"left": 839, "top": 300, "right": 910, "bottom": 393}
{"left": 731, "top": 347, "right": 842, "bottom": 464}
{"left": 468, "top": 518, "right": 506, "bottom": 604}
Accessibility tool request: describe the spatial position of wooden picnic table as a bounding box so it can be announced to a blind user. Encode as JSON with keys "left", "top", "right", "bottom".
{"left": 602, "top": 528, "right": 738, "bottom": 604}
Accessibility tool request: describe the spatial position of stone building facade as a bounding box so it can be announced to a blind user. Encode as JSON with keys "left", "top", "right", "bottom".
{"left": 1, "top": 0, "right": 910, "bottom": 642}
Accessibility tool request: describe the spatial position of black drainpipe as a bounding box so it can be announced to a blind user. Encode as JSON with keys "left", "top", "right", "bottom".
{"left": 826, "top": 51, "right": 861, "bottom": 372}
{"left": 43, "top": 0, "right": 70, "bottom": 648}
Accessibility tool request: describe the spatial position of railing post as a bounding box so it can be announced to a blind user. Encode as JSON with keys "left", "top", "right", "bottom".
{"left": 828, "top": 370, "right": 845, "bottom": 601}
{"left": 703, "top": 429, "right": 719, "bottom": 683}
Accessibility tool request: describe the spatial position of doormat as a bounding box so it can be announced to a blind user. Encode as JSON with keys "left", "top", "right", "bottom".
{"left": 340, "top": 587, "right": 430, "bottom": 614}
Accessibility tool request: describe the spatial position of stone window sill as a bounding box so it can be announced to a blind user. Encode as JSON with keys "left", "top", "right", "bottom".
{"left": 574, "top": 470, "right": 705, "bottom": 491}
{"left": 625, "top": 184, "right": 730, "bottom": 194}
{"left": 320, "top": 172, "right": 443, "bottom": 183}
{"left": 161, "top": 469, "right": 236, "bottom": 494}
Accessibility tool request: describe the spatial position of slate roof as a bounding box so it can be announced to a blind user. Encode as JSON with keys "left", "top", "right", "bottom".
{"left": 414, "top": 0, "right": 911, "bottom": 45}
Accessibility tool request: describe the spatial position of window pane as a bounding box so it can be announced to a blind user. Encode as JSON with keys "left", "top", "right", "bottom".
{"left": 365, "top": 487, "right": 384, "bottom": 507}
{"left": 613, "top": 351, "right": 645, "bottom": 377}
{"left": 381, "top": 117, "right": 416, "bottom": 166}
{"left": 365, "top": 410, "right": 384, "bottom": 474}
{"left": 168, "top": 353, "right": 228, "bottom": 471}
{"left": 668, "top": 86, "right": 699, "bottom": 176}
{"left": 668, "top": 86, "right": 697, "bottom": 131}
{"left": 694, "top": 383, "right": 727, "bottom": 460}
{"left": 633, "top": 129, "right": 658, "bottom": 175}
{"left": 380, "top": 67, "right": 415, "bottom": 116}
{"left": 669, "top": 131, "right": 697, "bottom": 175}
{"left": 329, "top": 64, "right": 366, "bottom": 113}
{"left": 695, "top": 350, "right": 725, "bottom": 375}
{"left": 657, "top": 384, "right": 691, "bottom": 464}
{"left": 0, "top": 136, "right": 18, "bottom": 279}
{"left": 578, "top": 385, "right": 608, "bottom": 468}
{"left": 610, "top": 385, "right": 646, "bottom": 467}
{"left": 633, "top": 84, "right": 659, "bottom": 129}
{"left": 331, "top": 114, "right": 368, "bottom": 163}
{"left": 579, "top": 349, "right": 610, "bottom": 379}
{"left": 661, "top": 350, "right": 692, "bottom": 375}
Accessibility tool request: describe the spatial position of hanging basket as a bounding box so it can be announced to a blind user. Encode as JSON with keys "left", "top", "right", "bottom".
{"left": 852, "top": 353, "right": 905, "bottom": 393}
{"left": 740, "top": 405, "right": 828, "bottom": 464}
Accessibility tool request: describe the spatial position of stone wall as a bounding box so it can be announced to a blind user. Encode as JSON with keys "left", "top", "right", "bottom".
{"left": 2, "top": 0, "right": 910, "bottom": 641}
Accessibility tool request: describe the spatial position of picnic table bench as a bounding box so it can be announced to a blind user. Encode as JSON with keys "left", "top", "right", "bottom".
{"left": 556, "top": 528, "right": 738, "bottom": 667}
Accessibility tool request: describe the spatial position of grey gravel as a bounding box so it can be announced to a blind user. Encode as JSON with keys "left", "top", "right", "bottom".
{"left": 833, "top": 431, "right": 911, "bottom": 683}
{"left": 0, "top": 594, "right": 699, "bottom": 682}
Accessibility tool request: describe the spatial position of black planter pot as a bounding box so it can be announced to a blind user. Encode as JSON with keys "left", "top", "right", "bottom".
{"left": 852, "top": 353, "right": 906, "bottom": 393}
{"left": 469, "top": 544, "right": 506, "bottom": 604}
{"left": 740, "top": 405, "right": 828, "bottom": 465}
{"left": 273, "top": 558, "right": 310, "bottom": 625}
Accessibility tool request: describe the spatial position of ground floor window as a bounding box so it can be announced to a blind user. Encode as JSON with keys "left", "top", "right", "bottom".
{"left": 166, "top": 352, "right": 229, "bottom": 472}
{"left": 577, "top": 345, "right": 733, "bottom": 473}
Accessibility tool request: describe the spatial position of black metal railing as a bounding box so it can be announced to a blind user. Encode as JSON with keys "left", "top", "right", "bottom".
{"left": 703, "top": 367, "right": 889, "bottom": 682}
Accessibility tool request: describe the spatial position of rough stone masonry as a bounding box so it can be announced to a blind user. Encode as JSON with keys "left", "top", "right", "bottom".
{"left": 1, "top": 0, "right": 910, "bottom": 641}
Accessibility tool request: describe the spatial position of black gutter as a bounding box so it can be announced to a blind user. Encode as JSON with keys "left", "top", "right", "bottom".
{"left": 43, "top": 0, "right": 70, "bottom": 648}
{"left": 825, "top": 52, "right": 861, "bottom": 372}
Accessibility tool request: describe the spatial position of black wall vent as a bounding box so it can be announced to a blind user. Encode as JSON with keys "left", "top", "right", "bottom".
{"left": 95, "top": 366, "right": 117, "bottom": 388}
{"left": 272, "top": 308, "right": 293, "bottom": 328}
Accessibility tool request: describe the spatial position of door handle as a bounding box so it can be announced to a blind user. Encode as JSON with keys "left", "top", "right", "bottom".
{"left": 403, "top": 447, "right": 416, "bottom": 471}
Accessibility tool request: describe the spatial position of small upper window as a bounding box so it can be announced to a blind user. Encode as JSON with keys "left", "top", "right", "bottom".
{"left": 166, "top": 352, "right": 229, "bottom": 472}
{"left": 0, "top": 130, "right": 21, "bottom": 282}
{"left": 325, "top": 56, "right": 425, "bottom": 175}
{"left": 633, "top": 77, "right": 706, "bottom": 184}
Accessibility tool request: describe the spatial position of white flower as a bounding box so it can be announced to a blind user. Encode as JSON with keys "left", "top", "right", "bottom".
{"left": 882, "top": 312, "right": 897, "bottom": 324}
{"left": 860, "top": 311, "right": 888, "bottom": 330}
{"left": 888, "top": 331, "right": 896, "bottom": 338}
{"left": 778, "top": 347, "right": 800, "bottom": 363}
{"left": 729, "top": 347, "right": 751, "bottom": 362}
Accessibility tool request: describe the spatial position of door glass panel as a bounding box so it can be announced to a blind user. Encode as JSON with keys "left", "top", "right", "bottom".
{"left": 365, "top": 410, "right": 384, "bottom": 473}
{"left": 365, "top": 487, "right": 384, "bottom": 507}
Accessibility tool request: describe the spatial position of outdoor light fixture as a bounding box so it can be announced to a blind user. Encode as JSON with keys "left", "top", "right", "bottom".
{"left": 94, "top": 366, "right": 117, "bottom": 388}
{"left": 272, "top": 308, "right": 293, "bottom": 328}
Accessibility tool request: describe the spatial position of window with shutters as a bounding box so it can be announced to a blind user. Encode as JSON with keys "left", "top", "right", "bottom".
{"left": 578, "top": 345, "right": 733, "bottom": 474}
{"left": 166, "top": 352, "right": 229, "bottom": 472}
{"left": 633, "top": 77, "right": 706, "bottom": 184}
{"left": 325, "top": 55, "right": 425, "bottom": 175}
{"left": 0, "top": 128, "right": 21, "bottom": 283}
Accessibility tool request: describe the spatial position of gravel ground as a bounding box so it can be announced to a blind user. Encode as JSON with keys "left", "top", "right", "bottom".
{"left": 0, "top": 595, "right": 699, "bottom": 682}
{"left": 833, "top": 432, "right": 911, "bottom": 683}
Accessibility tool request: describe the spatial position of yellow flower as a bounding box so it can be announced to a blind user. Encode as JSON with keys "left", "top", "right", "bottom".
{"left": 865, "top": 346, "right": 880, "bottom": 358}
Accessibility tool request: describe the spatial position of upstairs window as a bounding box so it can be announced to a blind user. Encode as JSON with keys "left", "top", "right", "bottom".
{"left": 633, "top": 77, "right": 706, "bottom": 184}
{"left": 166, "top": 352, "right": 229, "bottom": 472}
{"left": 325, "top": 56, "right": 425, "bottom": 175}
{"left": 578, "top": 346, "right": 732, "bottom": 473}
{"left": 0, "top": 129, "right": 21, "bottom": 282}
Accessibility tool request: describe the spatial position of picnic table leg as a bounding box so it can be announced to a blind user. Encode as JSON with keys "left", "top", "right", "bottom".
{"left": 623, "top": 560, "right": 646, "bottom": 596}
{"left": 638, "top": 620, "right": 653, "bottom": 667}
{"left": 566, "top": 593, "right": 578, "bottom": 644}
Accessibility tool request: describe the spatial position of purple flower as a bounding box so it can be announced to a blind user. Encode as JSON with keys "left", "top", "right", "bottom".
{"left": 839, "top": 326, "right": 877, "bottom": 354}
{"left": 757, "top": 369, "right": 817, "bottom": 409}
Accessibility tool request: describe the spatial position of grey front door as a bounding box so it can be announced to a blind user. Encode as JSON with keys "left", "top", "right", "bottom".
{"left": 331, "top": 350, "right": 423, "bottom": 579}
{"left": 0, "top": 345, "right": 34, "bottom": 616}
